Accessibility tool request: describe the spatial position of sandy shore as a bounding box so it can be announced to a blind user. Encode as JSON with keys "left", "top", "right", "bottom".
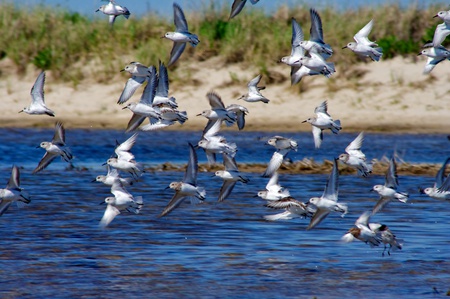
{"left": 0, "top": 55, "right": 449, "bottom": 133}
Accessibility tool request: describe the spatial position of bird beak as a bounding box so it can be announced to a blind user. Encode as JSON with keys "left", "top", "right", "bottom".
{"left": 160, "top": 35, "right": 165, "bottom": 39}
{"left": 95, "top": 9, "right": 100, "bottom": 12}
{"left": 102, "top": 162, "right": 107, "bottom": 166}
{"left": 433, "top": 14, "right": 438, "bottom": 18}
{"left": 369, "top": 188, "right": 375, "bottom": 192}
{"left": 36, "top": 145, "right": 40, "bottom": 148}
{"left": 122, "top": 106, "right": 128, "bottom": 110}
{"left": 196, "top": 113, "right": 202, "bottom": 116}
{"left": 417, "top": 52, "right": 422, "bottom": 56}
{"left": 91, "top": 179, "right": 97, "bottom": 183}
{"left": 120, "top": 69, "right": 125, "bottom": 72}
{"left": 99, "top": 201, "right": 105, "bottom": 205}
{"left": 301, "top": 120, "right": 307, "bottom": 123}
{"left": 418, "top": 187, "right": 425, "bottom": 194}
{"left": 342, "top": 46, "right": 347, "bottom": 49}
{"left": 18, "top": 110, "right": 23, "bottom": 113}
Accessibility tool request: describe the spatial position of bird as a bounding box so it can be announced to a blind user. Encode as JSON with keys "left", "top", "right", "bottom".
{"left": 419, "top": 157, "right": 450, "bottom": 200}
{"left": 229, "top": 0, "right": 260, "bottom": 19}
{"left": 417, "top": 45, "right": 450, "bottom": 74}
{"left": 105, "top": 133, "right": 143, "bottom": 180}
{"left": 123, "top": 65, "right": 162, "bottom": 132}
{"left": 341, "top": 211, "right": 382, "bottom": 248}
{"left": 160, "top": 143, "right": 206, "bottom": 217}
{"left": 432, "top": 9, "right": 450, "bottom": 47}
{"left": 225, "top": 104, "right": 248, "bottom": 130}
{"left": 299, "top": 8, "right": 333, "bottom": 59}
{"left": 152, "top": 61, "right": 178, "bottom": 108}
{"left": 302, "top": 101, "right": 342, "bottom": 149}
{"left": 19, "top": 71, "right": 55, "bottom": 117}
{"left": 338, "top": 132, "right": 373, "bottom": 177}
{"left": 117, "top": 62, "right": 152, "bottom": 105}
{"left": 0, "top": 165, "right": 31, "bottom": 216}
{"left": 238, "top": 74, "right": 269, "bottom": 103}
{"left": 96, "top": 0, "right": 130, "bottom": 26}
{"left": 214, "top": 153, "right": 249, "bottom": 202}
{"left": 162, "top": 3, "right": 199, "bottom": 66}
{"left": 263, "top": 196, "right": 315, "bottom": 221}
{"left": 198, "top": 91, "right": 237, "bottom": 132}
{"left": 342, "top": 19, "right": 383, "bottom": 61}
{"left": 257, "top": 171, "right": 291, "bottom": 201}
{"left": 368, "top": 223, "right": 403, "bottom": 256}
{"left": 99, "top": 179, "right": 143, "bottom": 228}
{"left": 279, "top": 18, "right": 320, "bottom": 85}
{"left": 297, "top": 52, "right": 335, "bottom": 78}
{"left": 93, "top": 165, "right": 134, "bottom": 187}
{"left": 307, "top": 158, "right": 347, "bottom": 230}
{"left": 262, "top": 136, "right": 298, "bottom": 178}
{"left": 371, "top": 155, "right": 409, "bottom": 214}
{"left": 33, "top": 122, "right": 73, "bottom": 174}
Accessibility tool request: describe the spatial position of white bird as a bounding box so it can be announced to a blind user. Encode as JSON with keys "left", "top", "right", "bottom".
{"left": 105, "top": 133, "right": 142, "bottom": 180}
{"left": 93, "top": 165, "right": 134, "bottom": 187}
{"left": 33, "top": 122, "right": 73, "bottom": 174}
{"left": 238, "top": 75, "right": 269, "bottom": 103}
{"left": 299, "top": 8, "right": 333, "bottom": 58}
{"left": 124, "top": 66, "right": 162, "bottom": 132}
{"left": 419, "top": 157, "right": 450, "bottom": 200}
{"left": 226, "top": 104, "right": 248, "bottom": 130}
{"left": 117, "top": 62, "right": 152, "bottom": 105}
{"left": 160, "top": 143, "right": 206, "bottom": 217}
{"left": 302, "top": 101, "right": 342, "bottom": 149}
{"left": 96, "top": 0, "right": 130, "bottom": 26}
{"left": 229, "top": 0, "right": 260, "bottom": 19}
{"left": 341, "top": 211, "right": 381, "bottom": 247}
{"left": 371, "top": 155, "right": 409, "bottom": 214}
{"left": 307, "top": 158, "right": 347, "bottom": 230}
{"left": 257, "top": 172, "right": 291, "bottom": 201}
{"left": 0, "top": 166, "right": 31, "bottom": 216}
{"left": 432, "top": 10, "right": 450, "bottom": 47}
{"left": 338, "top": 132, "right": 373, "bottom": 177}
{"left": 162, "top": 3, "right": 200, "bottom": 66}
{"left": 368, "top": 223, "right": 403, "bottom": 256}
{"left": 140, "top": 106, "right": 188, "bottom": 131}
{"left": 152, "top": 61, "right": 178, "bottom": 108}
{"left": 262, "top": 136, "right": 298, "bottom": 178}
{"left": 342, "top": 19, "right": 383, "bottom": 61}
{"left": 280, "top": 18, "right": 320, "bottom": 85}
{"left": 214, "top": 153, "right": 249, "bottom": 202}
{"left": 297, "top": 52, "right": 335, "bottom": 78}
{"left": 197, "top": 135, "right": 237, "bottom": 165}
{"left": 19, "top": 71, "right": 55, "bottom": 117}
{"left": 198, "top": 91, "right": 237, "bottom": 132}
{"left": 99, "top": 180, "right": 143, "bottom": 228}
{"left": 263, "top": 196, "right": 315, "bottom": 221}
{"left": 417, "top": 45, "right": 450, "bottom": 74}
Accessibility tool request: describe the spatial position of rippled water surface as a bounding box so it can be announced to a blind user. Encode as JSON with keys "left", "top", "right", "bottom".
{"left": 0, "top": 129, "right": 449, "bottom": 298}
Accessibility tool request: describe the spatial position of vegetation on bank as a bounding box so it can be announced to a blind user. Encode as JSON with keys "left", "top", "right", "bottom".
{"left": 0, "top": 2, "right": 446, "bottom": 85}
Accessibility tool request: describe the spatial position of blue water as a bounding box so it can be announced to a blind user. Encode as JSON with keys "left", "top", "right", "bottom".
{"left": 0, "top": 128, "right": 449, "bottom": 298}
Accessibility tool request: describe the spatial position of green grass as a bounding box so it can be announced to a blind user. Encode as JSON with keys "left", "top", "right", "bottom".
{"left": 0, "top": 2, "right": 447, "bottom": 85}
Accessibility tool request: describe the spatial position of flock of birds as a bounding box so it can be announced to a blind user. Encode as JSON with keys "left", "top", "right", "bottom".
{"left": 1, "top": 1, "right": 450, "bottom": 256}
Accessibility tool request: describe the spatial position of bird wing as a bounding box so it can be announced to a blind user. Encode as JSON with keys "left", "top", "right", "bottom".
{"left": 345, "top": 132, "right": 365, "bottom": 159}
{"left": 247, "top": 74, "right": 262, "bottom": 88}
{"left": 30, "top": 71, "right": 46, "bottom": 105}
{"left": 263, "top": 149, "right": 290, "bottom": 178}
{"left": 173, "top": 3, "right": 189, "bottom": 32}
{"left": 354, "top": 211, "right": 372, "bottom": 228}
{"left": 207, "top": 91, "right": 226, "bottom": 109}
{"left": 223, "top": 152, "right": 239, "bottom": 172}
{"left": 160, "top": 193, "right": 187, "bottom": 217}
{"left": 6, "top": 165, "right": 20, "bottom": 190}
{"left": 183, "top": 143, "right": 198, "bottom": 185}
{"left": 309, "top": 8, "right": 324, "bottom": 43}
{"left": 435, "top": 157, "right": 450, "bottom": 187}
{"left": 372, "top": 197, "right": 391, "bottom": 214}
{"left": 307, "top": 207, "right": 330, "bottom": 230}
{"left": 52, "top": 121, "right": 66, "bottom": 145}
{"left": 32, "top": 152, "right": 58, "bottom": 174}
{"left": 99, "top": 204, "right": 121, "bottom": 228}
{"left": 125, "top": 114, "right": 146, "bottom": 133}
{"left": 218, "top": 180, "right": 237, "bottom": 202}
{"left": 229, "top": 0, "right": 247, "bottom": 19}
{"left": 0, "top": 201, "right": 12, "bottom": 217}
{"left": 385, "top": 156, "right": 399, "bottom": 189}
{"left": 117, "top": 76, "right": 147, "bottom": 104}
{"left": 354, "top": 19, "right": 374, "bottom": 45}
{"left": 156, "top": 61, "right": 169, "bottom": 98}
{"left": 312, "top": 125, "right": 323, "bottom": 149}
{"left": 322, "top": 158, "right": 339, "bottom": 202}
{"left": 167, "top": 42, "right": 187, "bottom": 67}
{"left": 139, "top": 66, "right": 158, "bottom": 105}
{"left": 314, "top": 100, "right": 328, "bottom": 115}
{"left": 423, "top": 56, "right": 445, "bottom": 74}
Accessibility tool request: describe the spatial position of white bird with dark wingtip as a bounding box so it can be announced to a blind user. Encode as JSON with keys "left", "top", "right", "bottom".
{"left": 263, "top": 196, "right": 316, "bottom": 221}
{"left": 226, "top": 104, "right": 248, "bottom": 130}
{"left": 432, "top": 9, "right": 450, "bottom": 47}
{"left": 371, "top": 155, "right": 408, "bottom": 214}
{"left": 338, "top": 132, "right": 372, "bottom": 177}
{"left": 99, "top": 180, "right": 143, "bottom": 228}
{"left": 96, "top": 0, "right": 130, "bottom": 26}
{"left": 417, "top": 45, "right": 450, "bottom": 74}
{"left": 257, "top": 172, "right": 291, "bottom": 201}
{"left": 229, "top": 0, "right": 260, "bottom": 19}
{"left": 0, "top": 165, "right": 31, "bottom": 216}
{"left": 307, "top": 158, "right": 347, "bottom": 230}
{"left": 342, "top": 19, "right": 383, "bottom": 61}
{"left": 152, "top": 61, "right": 178, "bottom": 108}
{"left": 160, "top": 143, "right": 206, "bottom": 217}
{"left": 94, "top": 165, "right": 134, "bottom": 187}
{"left": 19, "top": 71, "right": 55, "bottom": 117}
{"left": 280, "top": 18, "right": 320, "bottom": 85}
{"left": 263, "top": 136, "right": 298, "bottom": 178}
{"left": 105, "top": 133, "right": 143, "bottom": 180}
{"left": 341, "top": 211, "right": 381, "bottom": 247}
{"left": 117, "top": 62, "right": 152, "bottom": 105}
{"left": 369, "top": 222, "right": 403, "bottom": 256}
{"left": 299, "top": 8, "right": 333, "bottom": 59}
{"left": 302, "top": 101, "right": 341, "bottom": 149}
{"left": 33, "top": 122, "right": 73, "bottom": 174}
{"left": 238, "top": 74, "right": 269, "bottom": 103}
{"left": 162, "top": 3, "right": 199, "bottom": 66}
{"left": 198, "top": 91, "right": 237, "bottom": 131}
{"left": 214, "top": 153, "right": 249, "bottom": 202}
{"left": 419, "top": 157, "right": 450, "bottom": 200}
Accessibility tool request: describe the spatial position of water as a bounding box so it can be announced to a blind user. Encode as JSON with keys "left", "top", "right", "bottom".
{"left": 0, "top": 128, "right": 449, "bottom": 298}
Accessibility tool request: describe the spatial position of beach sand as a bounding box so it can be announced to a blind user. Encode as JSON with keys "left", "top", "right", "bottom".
{"left": 0, "top": 55, "right": 448, "bottom": 133}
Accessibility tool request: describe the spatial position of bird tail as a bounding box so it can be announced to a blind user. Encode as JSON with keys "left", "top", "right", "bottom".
{"left": 127, "top": 196, "right": 144, "bottom": 214}
{"left": 196, "top": 187, "right": 206, "bottom": 200}
{"left": 330, "top": 119, "right": 342, "bottom": 134}
{"left": 177, "top": 111, "right": 188, "bottom": 124}
{"left": 263, "top": 211, "right": 294, "bottom": 221}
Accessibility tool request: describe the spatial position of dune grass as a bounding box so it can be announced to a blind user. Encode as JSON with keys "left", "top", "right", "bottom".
{"left": 0, "top": 2, "right": 446, "bottom": 85}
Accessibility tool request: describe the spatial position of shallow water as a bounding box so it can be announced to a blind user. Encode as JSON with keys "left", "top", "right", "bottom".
{"left": 0, "top": 129, "right": 449, "bottom": 298}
